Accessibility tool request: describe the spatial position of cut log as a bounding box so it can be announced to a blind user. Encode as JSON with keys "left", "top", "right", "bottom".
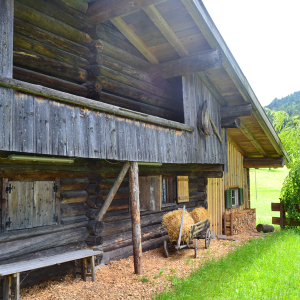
{"left": 0, "top": 227, "right": 89, "bottom": 260}
{"left": 221, "top": 117, "right": 241, "bottom": 128}
{"left": 100, "top": 76, "right": 179, "bottom": 112}
{"left": 243, "top": 157, "right": 285, "bottom": 169}
{"left": 86, "top": 195, "right": 104, "bottom": 209}
{"left": 17, "top": 0, "right": 91, "bottom": 32}
{"left": 87, "top": 53, "right": 103, "bottom": 65}
{"left": 13, "top": 47, "right": 87, "bottom": 84}
{"left": 61, "top": 190, "right": 88, "bottom": 204}
{"left": 14, "top": 18, "right": 91, "bottom": 59}
{"left": 220, "top": 104, "right": 252, "bottom": 118}
{"left": 60, "top": 178, "right": 90, "bottom": 191}
{"left": 197, "top": 172, "right": 223, "bottom": 178}
{"left": 0, "top": 0, "right": 14, "bottom": 77}
{"left": 14, "top": 33, "right": 89, "bottom": 69}
{"left": 15, "top": 1, "right": 93, "bottom": 46}
{"left": 87, "top": 41, "right": 103, "bottom": 53}
{"left": 85, "top": 184, "right": 101, "bottom": 195}
{"left": 256, "top": 224, "right": 274, "bottom": 233}
{"left": 60, "top": 203, "right": 87, "bottom": 218}
{"left": 87, "top": 220, "right": 105, "bottom": 235}
{"left": 86, "top": 235, "right": 103, "bottom": 247}
{"left": 13, "top": 67, "right": 88, "bottom": 97}
{"left": 99, "top": 39, "right": 150, "bottom": 71}
{"left": 149, "top": 50, "right": 222, "bottom": 79}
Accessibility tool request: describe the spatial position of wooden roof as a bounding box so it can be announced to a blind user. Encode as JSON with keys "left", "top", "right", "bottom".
{"left": 87, "top": 0, "right": 287, "bottom": 160}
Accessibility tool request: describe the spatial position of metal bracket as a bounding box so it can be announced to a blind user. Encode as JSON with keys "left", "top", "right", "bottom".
{"left": 53, "top": 183, "right": 58, "bottom": 193}
{"left": 6, "top": 217, "right": 12, "bottom": 228}
{"left": 6, "top": 184, "right": 12, "bottom": 194}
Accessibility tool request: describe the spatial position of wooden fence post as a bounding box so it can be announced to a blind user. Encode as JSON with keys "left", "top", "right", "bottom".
{"left": 129, "top": 161, "right": 143, "bottom": 275}
{"left": 280, "top": 199, "right": 285, "bottom": 229}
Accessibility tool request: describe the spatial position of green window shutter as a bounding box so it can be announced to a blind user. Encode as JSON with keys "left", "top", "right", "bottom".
{"left": 239, "top": 188, "right": 244, "bottom": 206}
{"left": 225, "top": 189, "right": 232, "bottom": 209}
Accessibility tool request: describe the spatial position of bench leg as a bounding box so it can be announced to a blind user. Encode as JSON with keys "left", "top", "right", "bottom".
{"left": 13, "top": 273, "right": 20, "bottom": 300}
{"left": 82, "top": 258, "right": 88, "bottom": 282}
{"left": 90, "top": 256, "right": 95, "bottom": 282}
{"left": 3, "top": 275, "right": 12, "bottom": 300}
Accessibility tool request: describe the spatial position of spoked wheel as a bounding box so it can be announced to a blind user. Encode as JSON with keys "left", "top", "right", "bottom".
{"left": 163, "top": 239, "right": 169, "bottom": 258}
{"left": 194, "top": 239, "right": 198, "bottom": 258}
{"left": 205, "top": 229, "right": 211, "bottom": 249}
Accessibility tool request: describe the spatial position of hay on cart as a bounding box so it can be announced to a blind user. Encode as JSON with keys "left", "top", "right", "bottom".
{"left": 190, "top": 207, "right": 210, "bottom": 223}
{"left": 162, "top": 210, "right": 194, "bottom": 244}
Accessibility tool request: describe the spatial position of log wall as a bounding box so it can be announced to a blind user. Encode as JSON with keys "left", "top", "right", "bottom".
{"left": 12, "top": 0, "right": 184, "bottom": 122}
{"left": 206, "top": 141, "right": 250, "bottom": 235}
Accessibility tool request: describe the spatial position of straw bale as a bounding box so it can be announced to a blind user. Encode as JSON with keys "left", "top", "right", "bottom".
{"left": 191, "top": 207, "right": 210, "bottom": 223}
{"left": 162, "top": 210, "right": 194, "bottom": 244}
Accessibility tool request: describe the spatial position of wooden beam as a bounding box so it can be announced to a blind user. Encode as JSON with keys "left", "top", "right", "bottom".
{"left": 196, "top": 72, "right": 227, "bottom": 106}
{"left": 129, "top": 162, "right": 143, "bottom": 275}
{"left": 228, "top": 134, "right": 247, "bottom": 157}
{"left": 143, "top": 5, "right": 189, "bottom": 58}
{"left": 95, "top": 162, "right": 130, "bottom": 221}
{"left": 243, "top": 157, "right": 285, "bottom": 169}
{"left": 87, "top": 0, "right": 165, "bottom": 24}
{"left": 209, "top": 116, "right": 223, "bottom": 143}
{"left": 150, "top": 49, "right": 222, "bottom": 79}
{"left": 221, "top": 117, "right": 240, "bottom": 128}
{"left": 239, "top": 120, "right": 268, "bottom": 157}
{"left": 220, "top": 104, "right": 252, "bottom": 118}
{"left": 0, "top": 0, "right": 14, "bottom": 77}
{"left": 0, "top": 77, "right": 194, "bottom": 132}
{"left": 111, "top": 17, "right": 159, "bottom": 64}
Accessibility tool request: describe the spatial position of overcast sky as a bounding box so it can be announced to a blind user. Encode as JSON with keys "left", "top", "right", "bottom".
{"left": 202, "top": 0, "right": 300, "bottom": 107}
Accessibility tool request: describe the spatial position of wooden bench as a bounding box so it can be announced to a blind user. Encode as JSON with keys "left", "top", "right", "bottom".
{"left": 0, "top": 249, "right": 102, "bottom": 300}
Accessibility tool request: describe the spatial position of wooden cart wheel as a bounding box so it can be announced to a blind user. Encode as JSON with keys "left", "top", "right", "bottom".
{"left": 205, "top": 229, "right": 211, "bottom": 249}
{"left": 163, "top": 239, "right": 169, "bottom": 258}
{"left": 194, "top": 239, "right": 198, "bottom": 258}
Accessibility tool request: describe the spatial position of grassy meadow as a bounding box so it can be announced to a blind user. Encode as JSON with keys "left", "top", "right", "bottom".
{"left": 249, "top": 167, "right": 289, "bottom": 224}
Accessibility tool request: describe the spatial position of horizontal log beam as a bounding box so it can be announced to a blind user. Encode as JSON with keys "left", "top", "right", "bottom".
{"left": 13, "top": 67, "right": 88, "bottom": 97}
{"left": 150, "top": 50, "right": 222, "bottom": 79}
{"left": 0, "top": 77, "right": 194, "bottom": 132}
{"left": 243, "top": 157, "right": 285, "bottom": 168}
{"left": 87, "top": 0, "right": 166, "bottom": 24}
{"left": 220, "top": 104, "right": 252, "bottom": 118}
{"left": 221, "top": 117, "right": 240, "bottom": 128}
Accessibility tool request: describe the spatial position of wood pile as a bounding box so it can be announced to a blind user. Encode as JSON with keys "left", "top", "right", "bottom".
{"left": 223, "top": 209, "right": 256, "bottom": 236}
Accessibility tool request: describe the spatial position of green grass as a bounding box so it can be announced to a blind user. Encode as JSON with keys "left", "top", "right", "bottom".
{"left": 155, "top": 229, "right": 300, "bottom": 300}
{"left": 250, "top": 167, "right": 289, "bottom": 224}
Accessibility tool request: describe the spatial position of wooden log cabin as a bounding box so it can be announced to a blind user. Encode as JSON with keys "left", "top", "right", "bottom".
{"left": 0, "top": 0, "right": 287, "bottom": 294}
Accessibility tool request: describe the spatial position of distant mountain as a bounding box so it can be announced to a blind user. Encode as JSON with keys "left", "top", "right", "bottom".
{"left": 265, "top": 91, "right": 300, "bottom": 117}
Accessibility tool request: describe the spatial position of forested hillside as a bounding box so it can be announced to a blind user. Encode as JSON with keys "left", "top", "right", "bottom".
{"left": 265, "top": 91, "right": 300, "bottom": 116}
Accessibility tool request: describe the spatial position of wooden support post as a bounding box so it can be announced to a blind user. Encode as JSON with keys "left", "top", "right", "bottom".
{"left": 0, "top": 0, "right": 14, "bottom": 77}
{"left": 13, "top": 273, "right": 20, "bottom": 300}
{"left": 82, "top": 258, "right": 88, "bottom": 282}
{"left": 223, "top": 212, "right": 226, "bottom": 235}
{"left": 129, "top": 162, "right": 143, "bottom": 275}
{"left": 90, "top": 255, "right": 95, "bottom": 282}
{"left": 3, "top": 275, "right": 12, "bottom": 300}
{"left": 280, "top": 200, "right": 285, "bottom": 229}
{"left": 95, "top": 161, "right": 130, "bottom": 221}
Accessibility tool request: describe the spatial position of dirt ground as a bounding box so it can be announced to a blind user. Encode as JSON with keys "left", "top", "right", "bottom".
{"left": 21, "top": 232, "right": 262, "bottom": 300}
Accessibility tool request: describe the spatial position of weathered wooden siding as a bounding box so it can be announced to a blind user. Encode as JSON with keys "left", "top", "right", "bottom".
{"left": 0, "top": 87, "right": 227, "bottom": 164}
{"left": 183, "top": 74, "right": 228, "bottom": 166}
{"left": 207, "top": 140, "right": 249, "bottom": 235}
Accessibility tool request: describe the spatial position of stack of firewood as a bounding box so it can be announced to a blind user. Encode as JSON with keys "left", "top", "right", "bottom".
{"left": 224, "top": 209, "right": 256, "bottom": 235}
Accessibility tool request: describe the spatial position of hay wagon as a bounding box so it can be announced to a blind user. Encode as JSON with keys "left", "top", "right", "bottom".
{"left": 163, "top": 206, "right": 211, "bottom": 258}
